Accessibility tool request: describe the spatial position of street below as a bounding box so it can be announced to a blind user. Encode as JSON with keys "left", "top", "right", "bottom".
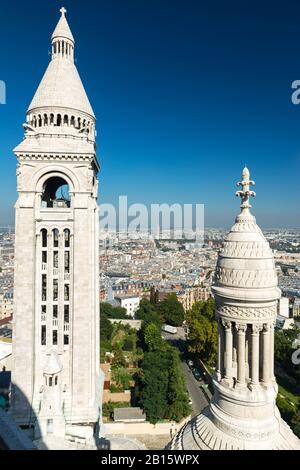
{"left": 162, "top": 328, "right": 209, "bottom": 417}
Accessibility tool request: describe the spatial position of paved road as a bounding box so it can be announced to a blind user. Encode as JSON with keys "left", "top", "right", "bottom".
{"left": 162, "top": 330, "right": 209, "bottom": 417}
{"left": 181, "top": 361, "right": 208, "bottom": 416}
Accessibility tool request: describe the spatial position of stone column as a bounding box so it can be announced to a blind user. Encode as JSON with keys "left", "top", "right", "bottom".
{"left": 269, "top": 321, "right": 275, "bottom": 381}
{"left": 262, "top": 323, "right": 271, "bottom": 385}
{"left": 251, "top": 324, "right": 262, "bottom": 387}
{"left": 222, "top": 320, "right": 233, "bottom": 381}
{"left": 217, "top": 319, "right": 224, "bottom": 380}
{"left": 236, "top": 323, "right": 247, "bottom": 386}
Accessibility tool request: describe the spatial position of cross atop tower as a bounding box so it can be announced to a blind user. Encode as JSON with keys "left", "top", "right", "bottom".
{"left": 60, "top": 7, "right": 67, "bottom": 16}
{"left": 236, "top": 166, "right": 256, "bottom": 211}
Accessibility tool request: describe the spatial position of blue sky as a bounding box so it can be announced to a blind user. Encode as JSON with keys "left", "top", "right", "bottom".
{"left": 0, "top": 0, "right": 299, "bottom": 228}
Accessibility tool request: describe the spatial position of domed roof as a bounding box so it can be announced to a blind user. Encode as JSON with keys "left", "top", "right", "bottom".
{"left": 27, "top": 8, "right": 95, "bottom": 118}
{"left": 27, "top": 58, "right": 95, "bottom": 118}
{"left": 169, "top": 408, "right": 300, "bottom": 450}
{"left": 212, "top": 168, "right": 280, "bottom": 300}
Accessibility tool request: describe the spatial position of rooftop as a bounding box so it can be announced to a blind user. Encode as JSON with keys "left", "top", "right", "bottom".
{"left": 114, "top": 407, "right": 146, "bottom": 423}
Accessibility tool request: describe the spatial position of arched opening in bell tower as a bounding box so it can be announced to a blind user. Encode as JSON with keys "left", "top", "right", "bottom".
{"left": 41, "top": 177, "right": 71, "bottom": 208}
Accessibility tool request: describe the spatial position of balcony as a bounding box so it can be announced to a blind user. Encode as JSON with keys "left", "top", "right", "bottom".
{"left": 53, "top": 268, "right": 59, "bottom": 276}
{"left": 41, "top": 314, "right": 46, "bottom": 323}
{"left": 42, "top": 263, "right": 47, "bottom": 272}
{"left": 64, "top": 324, "right": 70, "bottom": 333}
{"left": 53, "top": 319, "right": 58, "bottom": 328}
{"left": 64, "top": 273, "right": 70, "bottom": 281}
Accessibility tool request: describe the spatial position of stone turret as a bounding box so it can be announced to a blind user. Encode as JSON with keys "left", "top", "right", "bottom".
{"left": 169, "top": 168, "right": 300, "bottom": 450}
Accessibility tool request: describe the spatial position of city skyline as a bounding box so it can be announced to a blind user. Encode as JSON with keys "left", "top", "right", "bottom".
{"left": 1, "top": 0, "right": 300, "bottom": 228}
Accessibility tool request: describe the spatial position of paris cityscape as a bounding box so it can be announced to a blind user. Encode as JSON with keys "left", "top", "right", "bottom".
{"left": 0, "top": 0, "right": 300, "bottom": 456}
{"left": 1, "top": 224, "right": 300, "bottom": 450}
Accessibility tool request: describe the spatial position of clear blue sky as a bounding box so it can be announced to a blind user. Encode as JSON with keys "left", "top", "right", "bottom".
{"left": 0, "top": 0, "right": 299, "bottom": 228}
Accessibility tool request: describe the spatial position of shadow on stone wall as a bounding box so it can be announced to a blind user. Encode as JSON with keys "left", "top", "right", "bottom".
{"left": 0, "top": 379, "right": 40, "bottom": 450}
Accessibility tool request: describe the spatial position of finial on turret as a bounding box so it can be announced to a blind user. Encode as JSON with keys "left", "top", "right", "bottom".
{"left": 60, "top": 7, "right": 67, "bottom": 17}
{"left": 236, "top": 166, "right": 256, "bottom": 211}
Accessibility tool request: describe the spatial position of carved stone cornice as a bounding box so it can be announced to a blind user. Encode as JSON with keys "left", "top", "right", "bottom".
{"left": 215, "top": 266, "right": 277, "bottom": 289}
{"left": 217, "top": 304, "right": 276, "bottom": 321}
{"left": 17, "top": 153, "right": 95, "bottom": 163}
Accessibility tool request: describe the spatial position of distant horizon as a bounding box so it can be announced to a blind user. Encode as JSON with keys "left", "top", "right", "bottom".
{"left": 1, "top": 224, "right": 300, "bottom": 232}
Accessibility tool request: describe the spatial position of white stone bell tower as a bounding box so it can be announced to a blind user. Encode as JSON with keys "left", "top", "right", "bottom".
{"left": 11, "top": 8, "right": 102, "bottom": 446}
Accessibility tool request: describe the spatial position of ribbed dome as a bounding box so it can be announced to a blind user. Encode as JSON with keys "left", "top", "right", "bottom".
{"left": 27, "top": 7, "right": 95, "bottom": 118}
{"left": 212, "top": 168, "right": 279, "bottom": 300}
{"left": 27, "top": 58, "right": 95, "bottom": 118}
{"left": 214, "top": 214, "right": 278, "bottom": 291}
{"left": 169, "top": 408, "right": 300, "bottom": 450}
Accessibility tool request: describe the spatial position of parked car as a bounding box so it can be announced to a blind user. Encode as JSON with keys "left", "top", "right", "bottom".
{"left": 193, "top": 369, "right": 201, "bottom": 381}
{"left": 187, "top": 359, "right": 194, "bottom": 368}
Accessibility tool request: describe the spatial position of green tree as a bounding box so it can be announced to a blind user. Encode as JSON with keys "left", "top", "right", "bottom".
{"left": 123, "top": 334, "right": 136, "bottom": 352}
{"left": 101, "top": 302, "right": 127, "bottom": 319}
{"left": 112, "top": 345, "right": 126, "bottom": 369}
{"left": 158, "top": 293, "right": 185, "bottom": 327}
{"left": 100, "top": 313, "right": 113, "bottom": 341}
{"left": 112, "top": 367, "right": 132, "bottom": 390}
{"left": 291, "top": 410, "right": 300, "bottom": 438}
{"left": 274, "top": 327, "right": 300, "bottom": 381}
{"left": 165, "top": 346, "right": 191, "bottom": 421}
{"left": 140, "top": 349, "right": 169, "bottom": 424}
{"left": 137, "top": 324, "right": 191, "bottom": 424}
{"left": 144, "top": 323, "right": 163, "bottom": 352}
{"left": 186, "top": 299, "right": 217, "bottom": 366}
{"left": 199, "top": 297, "right": 215, "bottom": 321}
{"left": 276, "top": 395, "right": 295, "bottom": 424}
{"left": 136, "top": 299, "right": 161, "bottom": 328}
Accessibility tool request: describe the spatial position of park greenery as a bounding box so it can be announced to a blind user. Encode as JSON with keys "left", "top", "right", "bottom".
{"left": 101, "top": 302, "right": 127, "bottom": 319}
{"left": 274, "top": 326, "right": 300, "bottom": 438}
{"left": 186, "top": 298, "right": 217, "bottom": 366}
{"left": 136, "top": 295, "right": 185, "bottom": 327}
{"left": 274, "top": 327, "right": 300, "bottom": 382}
{"left": 156, "top": 293, "right": 185, "bottom": 327}
{"left": 100, "top": 295, "right": 191, "bottom": 424}
{"left": 135, "top": 322, "right": 191, "bottom": 424}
